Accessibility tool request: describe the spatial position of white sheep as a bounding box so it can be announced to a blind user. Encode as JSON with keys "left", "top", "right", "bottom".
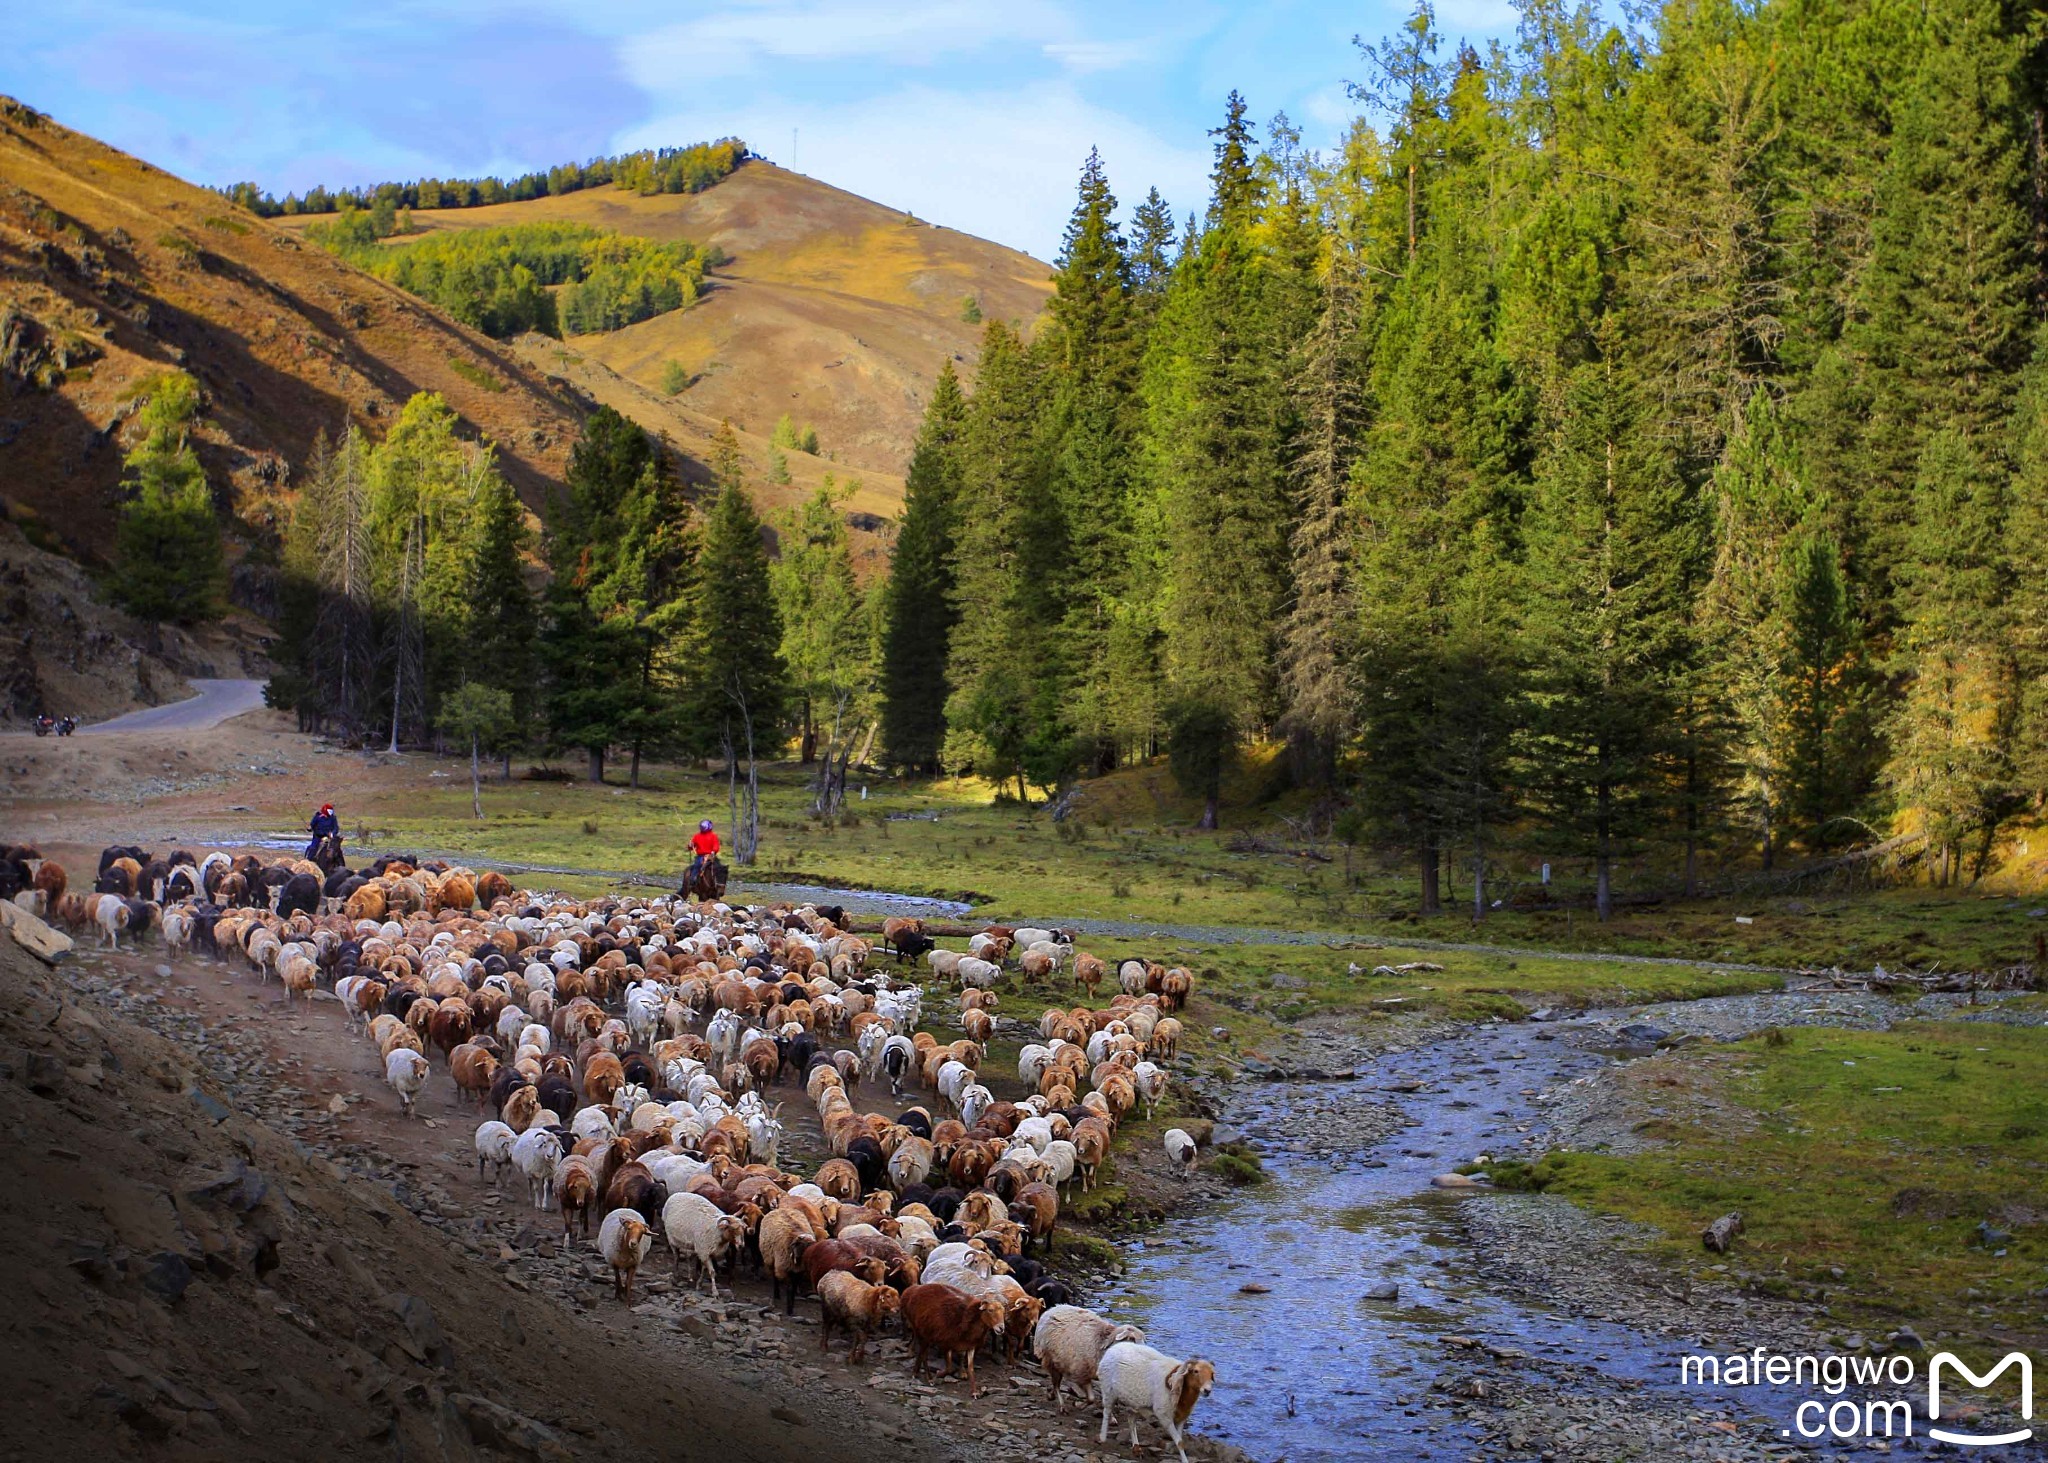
{"left": 957, "top": 956, "right": 1001, "bottom": 990}
{"left": 513, "top": 1126, "right": 563, "bottom": 1210}
{"left": 660, "top": 1191, "right": 747, "bottom": 1296}
{"left": 1132, "top": 1061, "right": 1167, "bottom": 1120}
{"left": 474, "top": 1119, "right": 517, "bottom": 1185}
{"left": 1163, "top": 1128, "right": 1198, "bottom": 1178}
{"left": 384, "top": 1048, "right": 429, "bottom": 1117}
{"left": 1035, "top": 1306, "right": 1147, "bottom": 1413}
{"left": 1097, "top": 1342, "right": 1216, "bottom": 1463}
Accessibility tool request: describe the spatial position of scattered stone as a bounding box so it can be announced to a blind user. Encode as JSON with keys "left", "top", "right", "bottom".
{"left": 1363, "top": 1281, "right": 1400, "bottom": 1301}
{"left": 1702, "top": 1213, "right": 1745, "bottom": 1254}
{"left": 1238, "top": 1282, "right": 1271, "bottom": 1294}
{"left": 139, "top": 1251, "right": 195, "bottom": 1305}
{"left": 1431, "top": 1174, "right": 1486, "bottom": 1190}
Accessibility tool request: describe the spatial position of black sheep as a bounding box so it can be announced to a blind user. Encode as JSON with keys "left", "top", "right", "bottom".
{"left": 275, "top": 872, "right": 322, "bottom": 920}
{"left": 536, "top": 1075, "right": 578, "bottom": 1123}
{"left": 895, "top": 1182, "right": 935, "bottom": 1211}
{"left": 778, "top": 1031, "right": 819, "bottom": 1081}
{"left": 622, "top": 1052, "right": 657, "bottom": 1088}
{"left": 487, "top": 1067, "right": 530, "bottom": 1114}
{"left": 845, "top": 1135, "right": 887, "bottom": 1191}
{"left": 896, "top": 1108, "right": 933, "bottom": 1138}
{"left": 1027, "top": 1276, "right": 1074, "bottom": 1308}
{"left": 926, "top": 1187, "right": 965, "bottom": 1224}
{"left": 324, "top": 867, "right": 360, "bottom": 898}
{"left": 382, "top": 987, "right": 423, "bottom": 1021}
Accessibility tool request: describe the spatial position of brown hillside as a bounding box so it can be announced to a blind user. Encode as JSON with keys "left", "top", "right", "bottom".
{"left": 0, "top": 97, "right": 588, "bottom": 571}
{"left": 510, "top": 332, "right": 902, "bottom": 574}
{"left": 296, "top": 161, "right": 1054, "bottom": 481}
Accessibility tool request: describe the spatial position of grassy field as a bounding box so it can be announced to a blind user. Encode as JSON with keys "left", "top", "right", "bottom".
{"left": 1509, "top": 1022, "right": 2048, "bottom": 1356}
{"left": 354, "top": 756, "right": 2048, "bottom": 977}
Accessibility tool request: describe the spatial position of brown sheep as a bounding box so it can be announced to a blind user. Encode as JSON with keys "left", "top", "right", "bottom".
{"left": 901, "top": 1283, "right": 1007, "bottom": 1398}
{"left": 583, "top": 1051, "right": 625, "bottom": 1108}
{"left": 818, "top": 1271, "right": 901, "bottom": 1363}
{"left": 760, "top": 1207, "right": 818, "bottom": 1314}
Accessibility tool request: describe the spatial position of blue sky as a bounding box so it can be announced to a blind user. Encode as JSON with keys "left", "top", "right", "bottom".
{"left": 6, "top": 1, "right": 1526, "bottom": 260}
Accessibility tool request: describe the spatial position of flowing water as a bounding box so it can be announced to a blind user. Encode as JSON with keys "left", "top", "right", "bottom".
{"left": 1102, "top": 1020, "right": 1774, "bottom": 1461}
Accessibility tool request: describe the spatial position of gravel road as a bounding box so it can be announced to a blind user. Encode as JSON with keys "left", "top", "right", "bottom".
{"left": 81, "top": 678, "right": 267, "bottom": 733}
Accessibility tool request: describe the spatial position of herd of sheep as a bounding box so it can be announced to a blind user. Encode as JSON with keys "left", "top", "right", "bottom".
{"left": 2, "top": 840, "right": 1220, "bottom": 1462}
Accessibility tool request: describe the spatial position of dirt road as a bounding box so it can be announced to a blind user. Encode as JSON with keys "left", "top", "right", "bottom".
{"left": 80, "top": 678, "right": 268, "bottom": 733}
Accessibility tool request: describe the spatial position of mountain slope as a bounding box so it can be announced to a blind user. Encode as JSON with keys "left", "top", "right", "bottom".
{"left": 0, "top": 97, "right": 588, "bottom": 566}
{"left": 296, "top": 160, "right": 1055, "bottom": 480}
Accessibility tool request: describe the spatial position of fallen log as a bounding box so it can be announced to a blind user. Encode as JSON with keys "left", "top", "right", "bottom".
{"left": 1702, "top": 1212, "right": 1744, "bottom": 1254}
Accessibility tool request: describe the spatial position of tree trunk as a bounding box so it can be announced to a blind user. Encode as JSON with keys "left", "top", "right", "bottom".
{"left": 1683, "top": 745, "right": 1700, "bottom": 898}
{"left": 1199, "top": 795, "right": 1218, "bottom": 830}
{"left": 501, "top": 749, "right": 513, "bottom": 781}
{"left": 1472, "top": 848, "right": 1485, "bottom": 923}
{"left": 629, "top": 742, "right": 642, "bottom": 791}
{"left": 470, "top": 734, "right": 482, "bottom": 820}
{"left": 1595, "top": 855, "right": 1613, "bottom": 922}
{"left": 1760, "top": 803, "right": 1774, "bottom": 872}
{"left": 587, "top": 746, "right": 604, "bottom": 784}
{"left": 1420, "top": 834, "right": 1440, "bottom": 916}
{"left": 800, "top": 697, "right": 816, "bottom": 764}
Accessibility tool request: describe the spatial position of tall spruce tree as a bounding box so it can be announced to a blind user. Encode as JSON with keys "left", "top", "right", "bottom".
{"left": 685, "top": 478, "right": 787, "bottom": 811}
{"left": 1045, "top": 149, "right": 1144, "bottom": 767}
{"left": 1885, "top": 431, "right": 2017, "bottom": 882}
{"left": 879, "top": 365, "right": 967, "bottom": 772}
{"left": 460, "top": 466, "right": 537, "bottom": 774}
{"left": 1138, "top": 92, "right": 1306, "bottom": 824}
{"left": 1813, "top": 0, "right": 2032, "bottom": 626}
{"left": 1521, "top": 340, "right": 1698, "bottom": 919}
{"left": 944, "top": 321, "right": 1065, "bottom": 800}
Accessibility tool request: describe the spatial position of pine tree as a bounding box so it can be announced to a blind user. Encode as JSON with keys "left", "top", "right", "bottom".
{"left": 1884, "top": 431, "right": 2017, "bottom": 882}
{"left": 1816, "top": 0, "right": 2032, "bottom": 626}
{"left": 1127, "top": 187, "right": 1177, "bottom": 309}
{"left": 1705, "top": 391, "right": 1856, "bottom": 865}
{"left": 461, "top": 466, "right": 537, "bottom": 774}
{"left": 112, "top": 372, "right": 226, "bottom": 627}
{"left": 1137, "top": 93, "right": 1306, "bottom": 824}
{"left": 879, "top": 365, "right": 967, "bottom": 772}
{"left": 539, "top": 407, "right": 689, "bottom": 782}
{"left": 943, "top": 322, "right": 1066, "bottom": 799}
{"left": 1279, "top": 244, "right": 1366, "bottom": 781}
{"left": 686, "top": 478, "right": 787, "bottom": 858}
{"left": 1045, "top": 150, "right": 1143, "bottom": 768}
{"left": 1521, "top": 340, "right": 1697, "bottom": 920}
{"left": 772, "top": 476, "right": 864, "bottom": 765}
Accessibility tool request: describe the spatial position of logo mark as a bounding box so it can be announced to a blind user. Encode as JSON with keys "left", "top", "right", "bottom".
{"left": 1929, "top": 1352, "right": 2034, "bottom": 1448}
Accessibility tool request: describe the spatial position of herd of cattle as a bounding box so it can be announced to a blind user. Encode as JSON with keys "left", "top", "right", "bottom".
{"left": 0, "top": 840, "right": 1220, "bottom": 1463}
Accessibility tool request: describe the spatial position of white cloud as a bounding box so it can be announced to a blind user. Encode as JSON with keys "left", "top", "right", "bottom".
{"left": 622, "top": 0, "right": 1074, "bottom": 84}
{"left": 621, "top": 81, "right": 1211, "bottom": 259}
{"left": 1041, "top": 37, "right": 1156, "bottom": 73}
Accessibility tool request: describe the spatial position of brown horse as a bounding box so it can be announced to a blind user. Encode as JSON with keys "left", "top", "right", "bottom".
{"left": 680, "top": 856, "right": 729, "bottom": 901}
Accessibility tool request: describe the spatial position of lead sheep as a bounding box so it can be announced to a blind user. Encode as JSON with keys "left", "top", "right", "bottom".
{"left": 1163, "top": 1127, "right": 1198, "bottom": 1178}
{"left": 1035, "top": 1306, "right": 1147, "bottom": 1413}
{"left": 1097, "top": 1342, "right": 1216, "bottom": 1463}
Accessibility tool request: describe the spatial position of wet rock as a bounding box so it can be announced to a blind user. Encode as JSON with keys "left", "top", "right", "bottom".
{"left": 1238, "top": 1282, "right": 1271, "bottom": 1294}
{"left": 1363, "top": 1281, "right": 1400, "bottom": 1301}
{"left": 1614, "top": 1023, "right": 1670, "bottom": 1046}
{"left": 1430, "top": 1174, "right": 1486, "bottom": 1190}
